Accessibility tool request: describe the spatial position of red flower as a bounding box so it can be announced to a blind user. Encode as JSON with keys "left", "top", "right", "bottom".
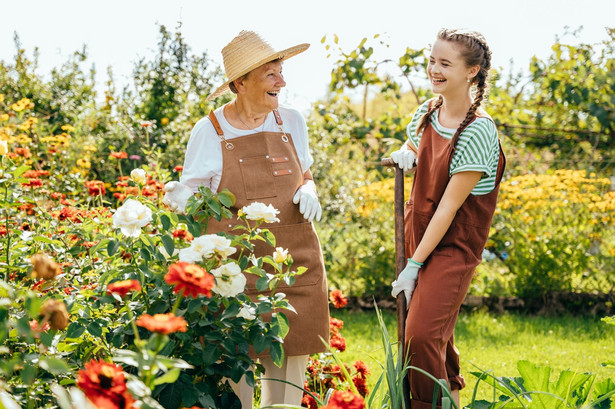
{"left": 107, "top": 280, "right": 141, "bottom": 297}
{"left": 302, "top": 392, "right": 319, "bottom": 409}
{"left": 172, "top": 229, "right": 194, "bottom": 242}
{"left": 323, "top": 390, "right": 365, "bottom": 409}
{"left": 21, "top": 178, "right": 43, "bottom": 188}
{"left": 329, "top": 289, "right": 348, "bottom": 309}
{"left": 352, "top": 375, "right": 369, "bottom": 397}
{"left": 50, "top": 192, "right": 66, "bottom": 200}
{"left": 77, "top": 360, "right": 134, "bottom": 409}
{"left": 164, "top": 262, "right": 215, "bottom": 298}
{"left": 14, "top": 147, "right": 31, "bottom": 158}
{"left": 136, "top": 313, "right": 188, "bottom": 334}
{"left": 110, "top": 151, "right": 128, "bottom": 159}
{"left": 0, "top": 226, "right": 7, "bottom": 236}
{"left": 353, "top": 360, "right": 370, "bottom": 379}
{"left": 330, "top": 333, "right": 346, "bottom": 352}
{"left": 85, "top": 180, "right": 105, "bottom": 196}
{"left": 174, "top": 166, "right": 184, "bottom": 172}
{"left": 330, "top": 317, "right": 344, "bottom": 333}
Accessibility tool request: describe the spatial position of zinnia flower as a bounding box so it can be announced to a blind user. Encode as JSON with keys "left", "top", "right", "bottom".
{"left": 85, "top": 180, "right": 106, "bottom": 196}
{"left": 39, "top": 299, "right": 70, "bottom": 330}
{"left": 136, "top": 313, "right": 187, "bottom": 334}
{"left": 210, "top": 262, "right": 246, "bottom": 297}
{"left": 330, "top": 333, "right": 346, "bottom": 352}
{"left": 77, "top": 359, "right": 134, "bottom": 409}
{"left": 112, "top": 199, "right": 152, "bottom": 238}
{"left": 109, "top": 151, "right": 128, "bottom": 159}
{"left": 164, "top": 262, "right": 215, "bottom": 298}
{"left": 323, "top": 390, "right": 365, "bottom": 409}
{"left": 329, "top": 289, "right": 348, "bottom": 309}
{"left": 241, "top": 202, "right": 280, "bottom": 223}
{"left": 107, "top": 280, "right": 142, "bottom": 297}
{"left": 30, "top": 254, "right": 61, "bottom": 280}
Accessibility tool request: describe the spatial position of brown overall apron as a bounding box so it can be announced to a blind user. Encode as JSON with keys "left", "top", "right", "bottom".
{"left": 206, "top": 109, "right": 329, "bottom": 357}
{"left": 403, "top": 106, "right": 506, "bottom": 409}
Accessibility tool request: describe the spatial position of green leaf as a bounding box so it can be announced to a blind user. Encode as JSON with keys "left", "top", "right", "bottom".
{"left": 269, "top": 342, "right": 284, "bottom": 368}
{"left": 261, "top": 229, "right": 276, "bottom": 247}
{"left": 161, "top": 235, "right": 175, "bottom": 258}
{"left": 153, "top": 368, "right": 180, "bottom": 386}
{"left": 217, "top": 189, "right": 235, "bottom": 207}
{"left": 39, "top": 357, "right": 70, "bottom": 374}
{"left": 87, "top": 322, "right": 103, "bottom": 338}
{"left": 160, "top": 214, "right": 172, "bottom": 231}
{"left": 13, "top": 164, "right": 30, "bottom": 178}
{"left": 256, "top": 277, "right": 269, "bottom": 292}
{"left": 273, "top": 313, "right": 289, "bottom": 339}
{"left": 107, "top": 239, "right": 121, "bottom": 256}
{"left": 140, "top": 248, "right": 152, "bottom": 261}
{"left": 66, "top": 322, "right": 86, "bottom": 339}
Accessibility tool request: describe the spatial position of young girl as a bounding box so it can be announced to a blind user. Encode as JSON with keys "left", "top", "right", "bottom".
{"left": 390, "top": 28, "right": 506, "bottom": 408}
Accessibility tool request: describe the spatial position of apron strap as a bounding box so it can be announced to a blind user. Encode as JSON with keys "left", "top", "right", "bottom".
{"left": 208, "top": 110, "right": 224, "bottom": 136}
{"left": 273, "top": 109, "right": 283, "bottom": 126}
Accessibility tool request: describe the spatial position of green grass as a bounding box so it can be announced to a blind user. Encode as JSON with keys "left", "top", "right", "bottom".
{"left": 331, "top": 308, "right": 615, "bottom": 406}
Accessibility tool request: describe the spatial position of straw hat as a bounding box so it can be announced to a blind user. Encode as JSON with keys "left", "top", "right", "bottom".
{"left": 206, "top": 30, "right": 310, "bottom": 101}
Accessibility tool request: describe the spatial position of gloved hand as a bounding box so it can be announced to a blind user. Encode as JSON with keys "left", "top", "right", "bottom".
{"left": 162, "top": 181, "right": 193, "bottom": 215}
{"left": 390, "top": 145, "right": 417, "bottom": 172}
{"left": 292, "top": 180, "right": 322, "bottom": 222}
{"left": 391, "top": 259, "right": 423, "bottom": 306}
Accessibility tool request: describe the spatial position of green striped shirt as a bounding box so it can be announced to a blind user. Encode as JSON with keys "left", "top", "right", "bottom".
{"left": 406, "top": 100, "right": 500, "bottom": 196}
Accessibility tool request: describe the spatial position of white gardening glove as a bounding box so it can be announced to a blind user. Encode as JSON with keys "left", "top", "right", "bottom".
{"left": 391, "top": 259, "right": 423, "bottom": 306}
{"left": 162, "top": 181, "right": 193, "bottom": 215}
{"left": 292, "top": 180, "right": 322, "bottom": 222}
{"left": 390, "top": 145, "right": 417, "bottom": 172}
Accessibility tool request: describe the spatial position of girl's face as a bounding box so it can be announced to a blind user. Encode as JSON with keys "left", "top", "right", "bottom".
{"left": 427, "top": 39, "right": 477, "bottom": 97}
{"left": 240, "top": 60, "right": 286, "bottom": 112}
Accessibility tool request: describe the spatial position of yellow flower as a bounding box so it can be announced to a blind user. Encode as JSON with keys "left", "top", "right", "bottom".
{"left": 160, "top": 117, "right": 169, "bottom": 125}
{"left": 16, "top": 134, "right": 32, "bottom": 145}
{"left": 11, "top": 98, "right": 31, "bottom": 112}
{"left": 76, "top": 158, "right": 91, "bottom": 169}
{"left": 0, "top": 114, "right": 9, "bottom": 121}
{"left": 0, "top": 94, "right": 4, "bottom": 103}
{"left": 61, "top": 124, "right": 75, "bottom": 132}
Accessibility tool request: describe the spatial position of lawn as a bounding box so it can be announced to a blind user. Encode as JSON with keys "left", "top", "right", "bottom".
{"left": 332, "top": 308, "right": 615, "bottom": 406}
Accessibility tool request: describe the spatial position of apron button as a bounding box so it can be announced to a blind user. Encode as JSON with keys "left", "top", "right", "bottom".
{"left": 239, "top": 159, "right": 243, "bottom": 162}
{"left": 289, "top": 170, "right": 292, "bottom": 173}
{"left": 266, "top": 155, "right": 270, "bottom": 159}
{"left": 274, "top": 171, "right": 278, "bottom": 175}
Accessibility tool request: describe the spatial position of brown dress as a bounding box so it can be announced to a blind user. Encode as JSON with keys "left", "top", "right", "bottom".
{"left": 403, "top": 104, "right": 506, "bottom": 409}
{"left": 206, "top": 109, "right": 330, "bottom": 357}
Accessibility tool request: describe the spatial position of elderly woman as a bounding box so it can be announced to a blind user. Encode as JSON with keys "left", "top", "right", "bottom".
{"left": 163, "top": 31, "right": 329, "bottom": 408}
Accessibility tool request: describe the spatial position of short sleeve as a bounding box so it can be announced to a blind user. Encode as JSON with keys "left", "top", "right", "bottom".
{"left": 179, "top": 118, "right": 222, "bottom": 193}
{"left": 450, "top": 118, "right": 499, "bottom": 177}
{"left": 405, "top": 100, "right": 431, "bottom": 149}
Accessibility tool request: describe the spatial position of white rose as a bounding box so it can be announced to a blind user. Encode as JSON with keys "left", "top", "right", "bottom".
{"left": 211, "top": 262, "right": 246, "bottom": 297}
{"left": 179, "top": 235, "right": 215, "bottom": 263}
{"left": 238, "top": 304, "right": 256, "bottom": 320}
{"left": 112, "top": 199, "right": 152, "bottom": 238}
{"left": 272, "top": 247, "right": 289, "bottom": 264}
{"left": 241, "top": 202, "right": 280, "bottom": 223}
{"left": 210, "top": 235, "right": 237, "bottom": 258}
{"left": 0, "top": 139, "right": 8, "bottom": 156}
{"left": 130, "top": 168, "right": 146, "bottom": 183}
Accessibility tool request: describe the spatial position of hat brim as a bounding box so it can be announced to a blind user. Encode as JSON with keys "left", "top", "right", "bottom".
{"left": 206, "top": 43, "right": 310, "bottom": 101}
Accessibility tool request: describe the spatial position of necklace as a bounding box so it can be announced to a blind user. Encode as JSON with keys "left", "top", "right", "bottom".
{"left": 235, "top": 102, "right": 266, "bottom": 132}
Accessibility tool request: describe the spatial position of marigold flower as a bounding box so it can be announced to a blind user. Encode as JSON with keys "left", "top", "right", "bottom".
{"left": 323, "top": 390, "right": 365, "bottom": 409}
{"left": 107, "top": 280, "right": 141, "bottom": 297}
{"left": 330, "top": 333, "right": 346, "bottom": 352}
{"left": 85, "top": 180, "right": 105, "bottom": 196}
{"left": 30, "top": 254, "right": 61, "bottom": 280}
{"left": 77, "top": 359, "right": 134, "bottom": 409}
{"left": 329, "top": 289, "right": 348, "bottom": 309}
{"left": 329, "top": 317, "right": 344, "bottom": 333}
{"left": 136, "top": 313, "right": 188, "bottom": 334}
{"left": 14, "top": 147, "right": 31, "bottom": 157}
{"left": 39, "top": 299, "right": 70, "bottom": 330}
{"left": 165, "top": 262, "right": 215, "bottom": 298}
{"left": 352, "top": 375, "right": 369, "bottom": 397}
{"left": 109, "top": 151, "right": 128, "bottom": 159}
{"left": 353, "top": 360, "right": 370, "bottom": 379}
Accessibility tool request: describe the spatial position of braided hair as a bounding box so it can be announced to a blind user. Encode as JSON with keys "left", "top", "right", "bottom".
{"left": 416, "top": 28, "right": 492, "bottom": 149}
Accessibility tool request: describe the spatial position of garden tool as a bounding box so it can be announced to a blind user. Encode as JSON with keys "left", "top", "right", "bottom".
{"left": 381, "top": 156, "right": 415, "bottom": 409}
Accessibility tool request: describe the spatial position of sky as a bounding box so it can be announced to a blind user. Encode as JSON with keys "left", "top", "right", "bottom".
{"left": 2, "top": 0, "right": 614, "bottom": 113}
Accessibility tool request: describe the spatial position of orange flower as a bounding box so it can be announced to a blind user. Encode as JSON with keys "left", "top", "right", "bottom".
{"left": 77, "top": 360, "right": 134, "bottom": 409}
{"left": 109, "top": 151, "right": 128, "bottom": 159}
{"left": 14, "top": 147, "right": 31, "bottom": 157}
{"left": 174, "top": 166, "right": 184, "bottom": 172}
{"left": 30, "top": 254, "right": 61, "bottom": 280}
{"left": 85, "top": 180, "right": 105, "bottom": 196}
{"left": 323, "top": 390, "right": 365, "bottom": 409}
{"left": 164, "top": 262, "right": 215, "bottom": 298}
{"left": 107, "top": 280, "right": 142, "bottom": 297}
{"left": 329, "top": 289, "right": 348, "bottom": 309}
{"left": 39, "top": 299, "right": 70, "bottom": 330}
{"left": 21, "top": 178, "right": 43, "bottom": 188}
{"left": 172, "top": 229, "right": 194, "bottom": 241}
{"left": 136, "top": 313, "right": 188, "bottom": 334}
{"left": 330, "top": 333, "right": 346, "bottom": 352}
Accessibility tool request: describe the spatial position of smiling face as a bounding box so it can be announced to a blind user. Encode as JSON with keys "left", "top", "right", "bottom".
{"left": 427, "top": 39, "right": 478, "bottom": 98}
{"left": 235, "top": 60, "right": 286, "bottom": 112}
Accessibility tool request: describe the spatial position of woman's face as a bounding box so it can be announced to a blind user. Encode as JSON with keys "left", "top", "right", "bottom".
{"left": 239, "top": 60, "right": 286, "bottom": 111}
{"left": 427, "top": 39, "right": 476, "bottom": 97}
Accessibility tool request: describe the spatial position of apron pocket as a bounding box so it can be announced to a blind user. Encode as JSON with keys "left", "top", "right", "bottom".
{"left": 240, "top": 156, "right": 277, "bottom": 200}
